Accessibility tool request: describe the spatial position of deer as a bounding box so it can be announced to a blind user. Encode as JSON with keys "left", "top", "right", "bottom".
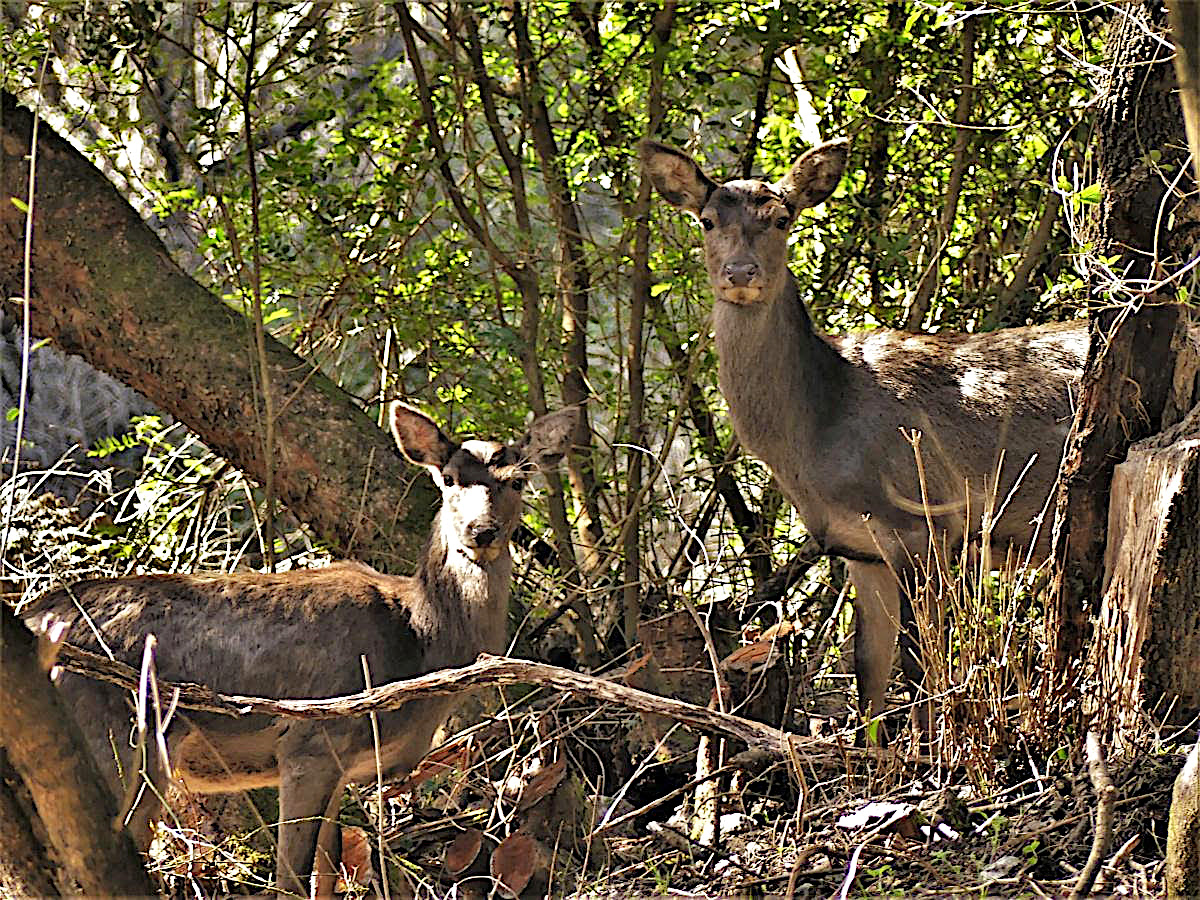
{"left": 641, "top": 136, "right": 1086, "bottom": 738}
{"left": 25, "top": 401, "right": 577, "bottom": 897}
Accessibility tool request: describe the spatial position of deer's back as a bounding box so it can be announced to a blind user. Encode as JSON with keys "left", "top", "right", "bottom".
{"left": 828, "top": 320, "right": 1086, "bottom": 555}
{"left": 30, "top": 561, "right": 468, "bottom": 791}
{"left": 32, "top": 561, "right": 429, "bottom": 700}
{"left": 834, "top": 320, "right": 1085, "bottom": 427}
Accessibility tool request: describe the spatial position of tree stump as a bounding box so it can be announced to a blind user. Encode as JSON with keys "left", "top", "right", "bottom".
{"left": 1094, "top": 404, "right": 1200, "bottom": 733}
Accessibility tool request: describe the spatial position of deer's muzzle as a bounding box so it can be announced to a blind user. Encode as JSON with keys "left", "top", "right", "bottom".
{"left": 718, "top": 286, "right": 763, "bottom": 305}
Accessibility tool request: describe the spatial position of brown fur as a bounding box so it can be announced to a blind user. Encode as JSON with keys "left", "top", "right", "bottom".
{"left": 26, "top": 403, "right": 576, "bottom": 896}
{"left": 643, "top": 137, "right": 1086, "bottom": 734}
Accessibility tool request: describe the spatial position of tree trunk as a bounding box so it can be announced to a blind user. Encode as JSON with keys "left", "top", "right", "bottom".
{"left": 0, "top": 604, "right": 156, "bottom": 895}
{"left": 1095, "top": 404, "right": 1200, "bottom": 733}
{"left": 1168, "top": 739, "right": 1200, "bottom": 899}
{"left": 1046, "top": 2, "right": 1200, "bottom": 691}
{"left": 0, "top": 91, "right": 437, "bottom": 572}
{"left": 0, "top": 748, "right": 62, "bottom": 897}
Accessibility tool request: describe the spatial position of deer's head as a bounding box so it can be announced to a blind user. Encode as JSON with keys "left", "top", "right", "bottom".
{"left": 391, "top": 403, "right": 577, "bottom": 565}
{"left": 641, "top": 138, "right": 849, "bottom": 306}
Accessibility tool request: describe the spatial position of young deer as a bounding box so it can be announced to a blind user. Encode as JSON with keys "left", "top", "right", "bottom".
{"left": 642, "top": 137, "right": 1086, "bottom": 735}
{"left": 27, "top": 402, "right": 576, "bottom": 897}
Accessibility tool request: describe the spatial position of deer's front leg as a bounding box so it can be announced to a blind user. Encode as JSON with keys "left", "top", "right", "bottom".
{"left": 276, "top": 730, "right": 343, "bottom": 898}
{"left": 846, "top": 561, "right": 902, "bottom": 742}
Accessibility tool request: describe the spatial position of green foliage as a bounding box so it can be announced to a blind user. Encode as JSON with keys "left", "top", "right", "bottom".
{"left": 1, "top": 0, "right": 1103, "bottom": 682}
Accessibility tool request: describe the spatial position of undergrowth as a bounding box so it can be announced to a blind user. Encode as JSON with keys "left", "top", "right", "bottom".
{"left": 0, "top": 424, "right": 1181, "bottom": 898}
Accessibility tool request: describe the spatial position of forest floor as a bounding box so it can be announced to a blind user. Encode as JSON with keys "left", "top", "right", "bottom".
{"left": 2, "top": 489, "right": 1186, "bottom": 898}
{"left": 142, "top": 691, "right": 1181, "bottom": 899}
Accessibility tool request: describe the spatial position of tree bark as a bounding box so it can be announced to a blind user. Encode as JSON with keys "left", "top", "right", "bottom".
{"left": 0, "top": 604, "right": 156, "bottom": 896}
{"left": 0, "top": 749, "right": 62, "bottom": 897}
{"left": 1046, "top": 2, "right": 1199, "bottom": 679}
{"left": 1168, "top": 739, "right": 1200, "bottom": 899}
{"left": 0, "top": 91, "right": 437, "bottom": 572}
{"left": 1094, "top": 403, "right": 1200, "bottom": 732}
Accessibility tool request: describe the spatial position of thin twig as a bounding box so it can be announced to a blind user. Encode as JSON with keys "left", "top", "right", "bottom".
{"left": 242, "top": 0, "right": 277, "bottom": 571}
{"left": 1069, "top": 730, "right": 1116, "bottom": 900}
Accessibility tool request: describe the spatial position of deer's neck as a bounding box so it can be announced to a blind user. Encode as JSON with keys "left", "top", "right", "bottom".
{"left": 414, "top": 515, "right": 511, "bottom": 663}
{"left": 712, "top": 270, "right": 848, "bottom": 501}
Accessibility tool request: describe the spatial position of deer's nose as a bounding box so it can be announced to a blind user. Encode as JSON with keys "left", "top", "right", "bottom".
{"left": 471, "top": 526, "right": 499, "bottom": 547}
{"left": 722, "top": 262, "right": 758, "bottom": 287}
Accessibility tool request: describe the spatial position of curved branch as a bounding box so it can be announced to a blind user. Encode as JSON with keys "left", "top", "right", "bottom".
{"left": 53, "top": 642, "right": 864, "bottom": 761}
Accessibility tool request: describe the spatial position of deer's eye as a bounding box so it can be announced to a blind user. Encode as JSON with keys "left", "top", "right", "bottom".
{"left": 441, "top": 471, "right": 456, "bottom": 488}
{"left": 775, "top": 215, "right": 789, "bottom": 230}
{"left": 511, "top": 478, "right": 526, "bottom": 492}
{"left": 700, "top": 216, "right": 714, "bottom": 232}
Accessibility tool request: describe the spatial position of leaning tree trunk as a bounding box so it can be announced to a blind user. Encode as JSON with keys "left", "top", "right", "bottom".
{"left": 0, "top": 88, "right": 443, "bottom": 898}
{"left": 0, "top": 748, "right": 61, "bottom": 896}
{"left": 0, "top": 91, "right": 437, "bottom": 573}
{"left": 0, "top": 604, "right": 156, "bottom": 895}
{"left": 1045, "top": 1, "right": 1200, "bottom": 732}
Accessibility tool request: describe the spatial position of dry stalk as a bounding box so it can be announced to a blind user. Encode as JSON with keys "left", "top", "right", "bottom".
{"left": 1069, "top": 730, "right": 1116, "bottom": 900}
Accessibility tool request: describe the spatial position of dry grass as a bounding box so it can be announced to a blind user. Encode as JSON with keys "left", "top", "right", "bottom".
{"left": 0, "top": 426, "right": 1180, "bottom": 898}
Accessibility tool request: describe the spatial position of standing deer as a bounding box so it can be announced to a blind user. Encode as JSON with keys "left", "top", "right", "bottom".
{"left": 642, "top": 136, "right": 1085, "bottom": 734}
{"left": 26, "top": 402, "right": 576, "bottom": 897}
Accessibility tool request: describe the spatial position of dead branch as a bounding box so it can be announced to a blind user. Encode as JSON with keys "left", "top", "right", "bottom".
{"left": 54, "top": 644, "right": 851, "bottom": 760}
{"left": 1070, "top": 730, "right": 1116, "bottom": 900}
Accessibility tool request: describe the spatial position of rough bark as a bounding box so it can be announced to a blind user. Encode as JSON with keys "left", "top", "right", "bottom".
{"left": 0, "top": 91, "right": 437, "bottom": 572}
{"left": 0, "top": 604, "right": 156, "bottom": 896}
{"left": 0, "top": 749, "right": 62, "bottom": 897}
{"left": 1047, "top": 2, "right": 1199, "bottom": 675}
{"left": 1094, "top": 403, "right": 1200, "bottom": 732}
{"left": 1168, "top": 739, "right": 1200, "bottom": 899}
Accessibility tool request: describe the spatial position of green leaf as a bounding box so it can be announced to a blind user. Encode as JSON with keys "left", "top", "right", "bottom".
{"left": 10, "top": 197, "right": 28, "bottom": 213}
{"left": 848, "top": 87, "right": 868, "bottom": 104}
{"left": 6, "top": 407, "right": 18, "bottom": 421}
{"left": 866, "top": 717, "right": 880, "bottom": 744}
{"left": 1075, "top": 183, "right": 1102, "bottom": 205}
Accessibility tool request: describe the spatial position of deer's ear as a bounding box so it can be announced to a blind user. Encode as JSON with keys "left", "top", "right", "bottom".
{"left": 640, "top": 140, "right": 718, "bottom": 216}
{"left": 519, "top": 407, "right": 578, "bottom": 471}
{"left": 772, "top": 138, "right": 850, "bottom": 213}
{"left": 390, "top": 403, "right": 457, "bottom": 475}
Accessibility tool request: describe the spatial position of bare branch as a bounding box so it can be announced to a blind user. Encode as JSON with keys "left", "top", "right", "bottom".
{"left": 1070, "top": 730, "right": 1116, "bottom": 900}
{"left": 906, "top": 13, "right": 977, "bottom": 331}
{"left": 54, "top": 642, "right": 847, "bottom": 759}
